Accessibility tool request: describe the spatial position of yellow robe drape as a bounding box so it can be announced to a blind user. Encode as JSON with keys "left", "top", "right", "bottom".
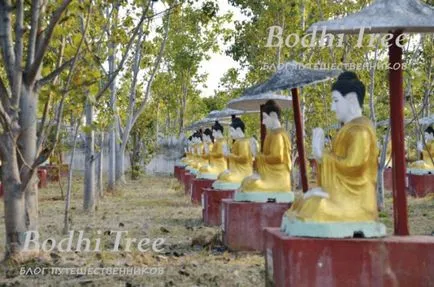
{"left": 241, "top": 128, "right": 292, "bottom": 192}
{"left": 291, "top": 117, "right": 379, "bottom": 222}
{"left": 199, "top": 139, "right": 228, "bottom": 175}
{"left": 408, "top": 141, "right": 434, "bottom": 169}
{"left": 217, "top": 138, "right": 253, "bottom": 183}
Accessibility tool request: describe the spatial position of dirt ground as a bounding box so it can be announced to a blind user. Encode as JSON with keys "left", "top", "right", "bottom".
{"left": 0, "top": 174, "right": 432, "bottom": 286}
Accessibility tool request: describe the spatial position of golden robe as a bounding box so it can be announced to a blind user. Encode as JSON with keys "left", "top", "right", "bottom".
{"left": 291, "top": 117, "right": 379, "bottom": 222}
{"left": 409, "top": 141, "right": 434, "bottom": 169}
{"left": 240, "top": 128, "right": 292, "bottom": 192}
{"left": 191, "top": 143, "right": 210, "bottom": 170}
{"left": 217, "top": 138, "right": 253, "bottom": 183}
{"left": 199, "top": 139, "right": 228, "bottom": 175}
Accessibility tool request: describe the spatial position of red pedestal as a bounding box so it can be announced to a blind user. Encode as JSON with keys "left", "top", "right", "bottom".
{"left": 264, "top": 228, "right": 434, "bottom": 287}
{"left": 408, "top": 173, "right": 434, "bottom": 198}
{"left": 383, "top": 168, "right": 393, "bottom": 192}
{"left": 202, "top": 188, "right": 235, "bottom": 226}
{"left": 184, "top": 173, "right": 195, "bottom": 196}
{"left": 174, "top": 166, "right": 184, "bottom": 181}
{"left": 179, "top": 168, "right": 186, "bottom": 185}
{"left": 191, "top": 178, "right": 214, "bottom": 205}
{"left": 40, "top": 165, "right": 60, "bottom": 182}
{"left": 221, "top": 199, "right": 291, "bottom": 251}
{"left": 37, "top": 169, "right": 48, "bottom": 189}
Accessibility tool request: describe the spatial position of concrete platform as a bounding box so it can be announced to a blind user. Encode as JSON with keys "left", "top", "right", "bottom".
{"left": 202, "top": 188, "right": 235, "bottom": 226}
{"left": 264, "top": 227, "right": 434, "bottom": 287}
{"left": 37, "top": 168, "right": 48, "bottom": 189}
{"left": 184, "top": 172, "right": 194, "bottom": 196}
{"left": 408, "top": 172, "right": 434, "bottom": 197}
{"left": 221, "top": 199, "right": 291, "bottom": 251}
{"left": 383, "top": 167, "right": 393, "bottom": 192}
{"left": 179, "top": 167, "right": 186, "bottom": 185}
{"left": 174, "top": 165, "right": 183, "bottom": 181}
{"left": 191, "top": 178, "right": 215, "bottom": 205}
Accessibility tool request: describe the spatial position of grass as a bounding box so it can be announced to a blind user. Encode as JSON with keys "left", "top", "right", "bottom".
{"left": 0, "top": 174, "right": 432, "bottom": 286}
{"left": 0, "top": 175, "right": 264, "bottom": 286}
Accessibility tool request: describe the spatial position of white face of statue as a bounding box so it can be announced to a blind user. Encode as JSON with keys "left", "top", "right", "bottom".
{"left": 230, "top": 127, "right": 244, "bottom": 139}
{"left": 262, "top": 112, "right": 280, "bottom": 130}
{"left": 213, "top": 129, "right": 223, "bottom": 139}
{"left": 331, "top": 90, "right": 362, "bottom": 124}
{"left": 425, "top": 132, "right": 434, "bottom": 141}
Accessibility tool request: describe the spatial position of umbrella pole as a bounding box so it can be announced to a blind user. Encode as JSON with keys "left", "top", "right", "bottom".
{"left": 260, "top": 104, "right": 266, "bottom": 152}
{"left": 291, "top": 88, "right": 308, "bottom": 193}
{"left": 388, "top": 31, "right": 409, "bottom": 236}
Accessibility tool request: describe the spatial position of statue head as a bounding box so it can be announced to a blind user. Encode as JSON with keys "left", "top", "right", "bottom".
{"left": 230, "top": 117, "right": 245, "bottom": 139}
{"left": 331, "top": 71, "right": 365, "bottom": 124}
{"left": 262, "top": 100, "right": 282, "bottom": 130}
{"left": 193, "top": 131, "right": 202, "bottom": 144}
{"left": 203, "top": 128, "right": 214, "bottom": 143}
{"left": 425, "top": 126, "right": 434, "bottom": 141}
{"left": 212, "top": 121, "right": 224, "bottom": 139}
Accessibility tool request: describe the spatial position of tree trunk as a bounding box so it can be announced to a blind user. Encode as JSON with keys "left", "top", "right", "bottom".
{"left": 96, "top": 132, "right": 104, "bottom": 198}
{"left": 377, "top": 127, "right": 390, "bottom": 211}
{"left": 2, "top": 136, "right": 27, "bottom": 256}
{"left": 83, "top": 99, "right": 95, "bottom": 211}
{"left": 18, "top": 85, "right": 38, "bottom": 232}
{"left": 107, "top": 48, "right": 117, "bottom": 191}
{"left": 178, "top": 81, "right": 187, "bottom": 135}
{"left": 115, "top": 142, "right": 126, "bottom": 183}
{"left": 64, "top": 119, "right": 80, "bottom": 234}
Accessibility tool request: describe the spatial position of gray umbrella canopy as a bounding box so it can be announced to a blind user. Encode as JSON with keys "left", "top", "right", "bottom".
{"left": 419, "top": 115, "right": 434, "bottom": 126}
{"left": 307, "top": 0, "right": 434, "bottom": 34}
{"left": 249, "top": 61, "right": 341, "bottom": 95}
{"left": 227, "top": 89, "right": 292, "bottom": 112}
{"left": 185, "top": 117, "right": 231, "bottom": 131}
{"left": 206, "top": 108, "right": 253, "bottom": 120}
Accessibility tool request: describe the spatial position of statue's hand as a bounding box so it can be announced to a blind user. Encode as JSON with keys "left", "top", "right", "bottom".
{"left": 250, "top": 137, "right": 258, "bottom": 157}
{"left": 303, "top": 187, "right": 329, "bottom": 200}
{"left": 250, "top": 172, "right": 260, "bottom": 180}
{"left": 417, "top": 141, "right": 423, "bottom": 152}
{"left": 312, "top": 127, "right": 325, "bottom": 160}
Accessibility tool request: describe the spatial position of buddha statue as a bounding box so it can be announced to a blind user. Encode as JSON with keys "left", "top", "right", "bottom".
{"left": 409, "top": 127, "right": 434, "bottom": 170}
{"left": 186, "top": 132, "right": 203, "bottom": 172}
{"left": 191, "top": 128, "right": 213, "bottom": 175}
{"left": 212, "top": 117, "right": 254, "bottom": 190}
{"left": 197, "top": 122, "right": 228, "bottom": 179}
{"left": 282, "top": 72, "right": 386, "bottom": 237}
{"left": 235, "top": 100, "right": 293, "bottom": 202}
{"left": 180, "top": 136, "right": 194, "bottom": 166}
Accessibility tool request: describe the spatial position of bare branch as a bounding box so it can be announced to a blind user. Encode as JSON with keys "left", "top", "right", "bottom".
{"left": 26, "top": 0, "right": 40, "bottom": 69}
{"left": 35, "top": 57, "right": 75, "bottom": 89}
{"left": 131, "top": 12, "right": 170, "bottom": 127}
{"left": 0, "top": 0, "right": 15, "bottom": 85}
{"left": 25, "top": 0, "right": 72, "bottom": 84}
{"left": 95, "top": 11, "right": 149, "bottom": 102}
{"left": 35, "top": 1, "right": 91, "bottom": 158}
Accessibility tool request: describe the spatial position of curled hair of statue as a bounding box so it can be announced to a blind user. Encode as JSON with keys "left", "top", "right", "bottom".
{"left": 212, "top": 120, "right": 224, "bottom": 133}
{"left": 331, "top": 71, "right": 366, "bottom": 108}
{"left": 230, "top": 116, "right": 245, "bottom": 133}
{"left": 193, "top": 131, "right": 202, "bottom": 141}
{"left": 204, "top": 128, "right": 214, "bottom": 142}
{"left": 425, "top": 126, "right": 434, "bottom": 136}
{"left": 262, "top": 99, "right": 282, "bottom": 120}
